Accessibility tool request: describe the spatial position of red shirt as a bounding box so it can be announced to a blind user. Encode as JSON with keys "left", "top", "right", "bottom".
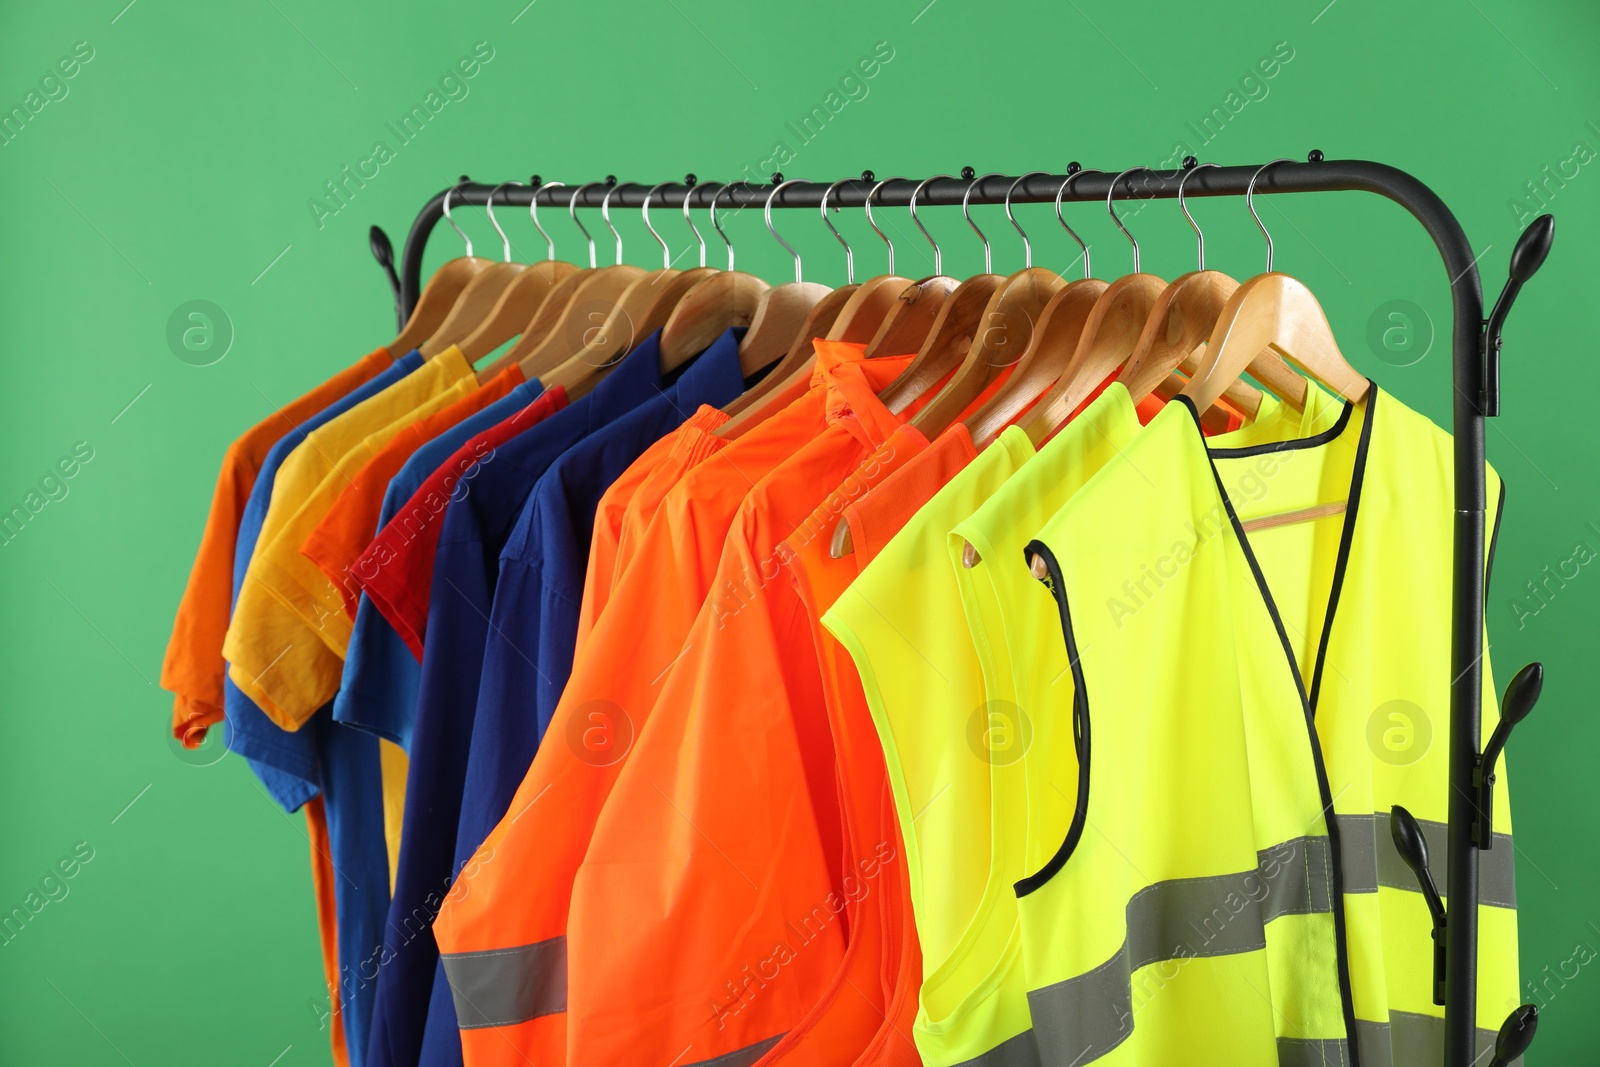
{"left": 353, "top": 386, "right": 567, "bottom": 661}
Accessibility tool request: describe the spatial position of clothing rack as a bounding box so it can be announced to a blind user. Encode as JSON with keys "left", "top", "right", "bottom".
{"left": 370, "top": 154, "right": 1554, "bottom": 1067}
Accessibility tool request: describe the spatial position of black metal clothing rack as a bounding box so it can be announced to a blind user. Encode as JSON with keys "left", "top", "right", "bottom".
{"left": 373, "top": 155, "right": 1553, "bottom": 1066}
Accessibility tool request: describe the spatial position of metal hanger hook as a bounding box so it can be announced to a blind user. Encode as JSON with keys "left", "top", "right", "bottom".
{"left": 682, "top": 178, "right": 707, "bottom": 268}
{"left": 865, "top": 176, "right": 903, "bottom": 275}
{"left": 1107, "top": 166, "right": 1152, "bottom": 274}
{"left": 530, "top": 179, "right": 561, "bottom": 262}
{"left": 708, "top": 183, "right": 736, "bottom": 271}
{"left": 1006, "top": 172, "right": 1050, "bottom": 269}
{"left": 442, "top": 178, "right": 474, "bottom": 258}
{"left": 568, "top": 182, "right": 603, "bottom": 269}
{"left": 1178, "top": 162, "right": 1220, "bottom": 270}
{"left": 600, "top": 181, "right": 623, "bottom": 266}
{"left": 1247, "top": 158, "right": 1295, "bottom": 272}
{"left": 765, "top": 178, "right": 808, "bottom": 283}
{"left": 909, "top": 175, "right": 951, "bottom": 276}
{"left": 963, "top": 173, "right": 1003, "bottom": 274}
{"left": 1053, "top": 166, "right": 1091, "bottom": 279}
{"left": 486, "top": 181, "right": 518, "bottom": 262}
{"left": 641, "top": 182, "right": 673, "bottom": 270}
{"left": 820, "top": 179, "right": 856, "bottom": 284}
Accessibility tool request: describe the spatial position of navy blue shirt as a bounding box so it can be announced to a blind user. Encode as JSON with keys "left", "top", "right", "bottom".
{"left": 414, "top": 328, "right": 748, "bottom": 1063}
{"left": 366, "top": 333, "right": 699, "bottom": 1067}
{"left": 318, "top": 374, "right": 545, "bottom": 1067}
{"left": 332, "top": 377, "right": 547, "bottom": 750}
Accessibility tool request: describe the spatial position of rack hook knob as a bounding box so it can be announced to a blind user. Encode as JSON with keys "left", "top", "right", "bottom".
{"left": 960, "top": 166, "right": 976, "bottom": 180}
{"left": 1391, "top": 804, "right": 1448, "bottom": 1005}
{"left": 1308, "top": 148, "right": 1325, "bottom": 163}
{"left": 1489, "top": 1004, "right": 1538, "bottom": 1066}
{"left": 1475, "top": 662, "right": 1542, "bottom": 847}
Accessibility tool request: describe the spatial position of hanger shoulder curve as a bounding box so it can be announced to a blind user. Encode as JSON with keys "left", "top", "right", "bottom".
{"left": 418, "top": 261, "right": 523, "bottom": 358}
{"left": 864, "top": 276, "right": 958, "bottom": 359}
{"left": 717, "top": 283, "right": 859, "bottom": 427}
{"left": 965, "top": 276, "right": 1107, "bottom": 446}
{"left": 458, "top": 260, "right": 579, "bottom": 365}
{"left": 909, "top": 267, "right": 1066, "bottom": 435}
{"left": 658, "top": 271, "right": 771, "bottom": 370}
{"left": 1183, "top": 272, "right": 1364, "bottom": 413}
{"left": 515, "top": 265, "right": 645, "bottom": 379}
{"left": 877, "top": 273, "right": 1004, "bottom": 413}
{"left": 825, "top": 275, "right": 913, "bottom": 344}
{"left": 738, "top": 281, "right": 830, "bottom": 376}
{"left": 389, "top": 256, "right": 492, "bottom": 356}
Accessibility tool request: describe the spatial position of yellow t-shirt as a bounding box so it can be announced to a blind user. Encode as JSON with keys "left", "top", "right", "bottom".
{"left": 224, "top": 346, "right": 475, "bottom": 730}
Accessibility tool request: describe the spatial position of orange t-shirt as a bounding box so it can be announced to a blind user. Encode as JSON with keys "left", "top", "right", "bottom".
{"left": 560, "top": 355, "right": 916, "bottom": 1067}
{"left": 301, "top": 365, "right": 525, "bottom": 619}
{"left": 432, "top": 345, "right": 902, "bottom": 1067}
{"left": 162, "top": 347, "right": 392, "bottom": 748}
{"left": 574, "top": 404, "right": 729, "bottom": 653}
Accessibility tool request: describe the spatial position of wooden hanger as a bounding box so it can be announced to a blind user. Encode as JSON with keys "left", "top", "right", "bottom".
{"left": 509, "top": 182, "right": 647, "bottom": 380}
{"left": 658, "top": 271, "right": 771, "bottom": 367}
{"left": 963, "top": 277, "right": 1107, "bottom": 446}
{"left": 464, "top": 181, "right": 584, "bottom": 376}
{"left": 718, "top": 283, "right": 858, "bottom": 428}
{"left": 1182, "top": 161, "right": 1367, "bottom": 413}
{"left": 480, "top": 267, "right": 588, "bottom": 378}
{"left": 863, "top": 276, "right": 958, "bottom": 357}
{"left": 418, "top": 182, "right": 542, "bottom": 359}
{"left": 457, "top": 260, "right": 578, "bottom": 369}
{"left": 885, "top": 172, "right": 1064, "bottom": 427}
{"left": 541, "top": 265, "right": 713, "bottom": 395}
{"left": 388, "top": 181, "right": 492, "bottom": 355}
{"left": 1015, "top": 166, "right": 1177, "bottom": 444}
{"left": 1183, "top": 271, "right": 1366, "bottom": 411}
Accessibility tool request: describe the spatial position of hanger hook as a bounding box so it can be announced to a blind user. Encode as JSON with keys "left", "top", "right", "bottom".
{"left": 568, "top": 182, "right": 601, "bottom": 269}
{"left": 765, "top": 178, "right": 808, "bottom": 283}
{"left": 1247, "top": 158, "right": 1295, "bottom": 272}
{"left": 1053, "top": 165, "right": 1091, "bottom": 279}
{"left": 641, "top": 182, "right": 673, "bottom": 269}
{"left": 865, "top": 176, "right": 902, "bottom": 274}
{"left": 1006, "top": 172, "right": 1050, "bottom": 269}
{"left": 909, "top": 174, "right": 952, "bottom": 277}
{"left": 600, "top": 180, "right": 623, "bottom": 266}
{"left": 486, "top": 181, "right": 518, "bottom": 262}
{"left": 442, "top": 178, "right": 474, "bottom": 258}
{"left": 529, "top": 179, "right": 560, "bottom": 262}
{"left": 708, "top": 183, "right": 736, "bottom": 271}
{"left": 681, "top": 176, "right": 707, "bottom": 268}
{"left": 963, "top": 173, "right": 1003, "bottom": 274}
{"left": 820, "top": 179, "right": 856, "bottom": 284}
{"left": 1178, "top": 162, "right": 1220, "bottom": 270}
{"left": 1107, "top": 166, "right": 1151, "bottom": 274}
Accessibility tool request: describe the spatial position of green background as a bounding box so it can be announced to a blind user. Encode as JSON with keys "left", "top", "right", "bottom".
{"left": 1, "top": 0, "right": 1595, "bottom": 1062}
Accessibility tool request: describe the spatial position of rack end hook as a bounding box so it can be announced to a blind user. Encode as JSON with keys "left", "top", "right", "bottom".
{"left": 1489, "top": 1003, "right": 1538, "bottom": 1067}
{"left": 1475, "top": 662, "right": 1542, "bottom": 848}
{"left": 1390, "top": 804, "right": 1447, "bottom": 1006}
{"left": 1483, "top": 214, "right": 1554, "bottom": 416}
{"left": 368, "top": 225, "right": 403, "bottom": 330}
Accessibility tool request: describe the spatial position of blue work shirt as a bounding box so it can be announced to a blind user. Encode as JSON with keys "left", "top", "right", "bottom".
{"left": 221, "top": 349, "right": 421, "bottom": 1067}
{"left": 321, "top": 374, "right": 546, "bottom": 1067}
{"left": 332, "top": 377, "right": 547, "bottom": 751}
{"left": 224, "top": 349, "right": 422, "bottom": 809}
{"left": 366, "top": 333, "right": 687, "bottom": 1067}
{"left": 413, "top": 326, "right": 750, "bottom": 1064}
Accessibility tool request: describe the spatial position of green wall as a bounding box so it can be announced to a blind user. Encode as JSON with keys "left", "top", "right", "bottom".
{"left": 1, "top": 0, "right": 1595, "bottom": 1061}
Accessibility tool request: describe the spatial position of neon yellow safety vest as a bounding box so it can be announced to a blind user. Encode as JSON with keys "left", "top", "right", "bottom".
{"left": 826, "top": 384, "right": 1341, "bottom": 1066}
{"left": 1021, "top": 385, "right": 1515, "bottom": 1064}
{"left": 825, "top": 430, "right": 1037, "bottom": 1067}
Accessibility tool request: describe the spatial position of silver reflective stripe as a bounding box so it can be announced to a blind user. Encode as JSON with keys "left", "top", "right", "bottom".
{"left": 441, "top": 935, "right": 565, "bottom": 1029}
{"left": 952, "top": 1027, "right": 1042, "bottom": 1067}
{"left": 1336, "top": 813, "right": 1517, "bottom": 908}
{"left": 1028, "top": 838, "right": 1340, "bottom": 1064}
{"left": 1278, "top": 1036, "right": 1351, "bottom": 1067}
{"left": 681, "top": 1034, "right": 784, "bottom": 1067}
{"left": 1354, "top": 1011, "right": 1512, "bottom": 1067}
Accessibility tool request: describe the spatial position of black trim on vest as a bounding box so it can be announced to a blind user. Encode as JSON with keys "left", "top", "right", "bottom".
{"left": 1206, "top": 393, "right": 1357, "bottom": 459}
{"left": 1174, "top": 389, "right": 1369, "bottom": 1065}
{"left": 1014, "top": 539, "right": 1090, "bottom": 899}
{"left": 1307, "top": 385, "right": 1376, "bottom": 715}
